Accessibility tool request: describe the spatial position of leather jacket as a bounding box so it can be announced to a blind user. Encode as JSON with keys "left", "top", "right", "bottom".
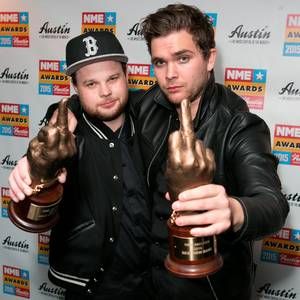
{"left": 134, "top": 73, "right": 289, "bottom": 299}
{"left": 46, "top": 75, "right": 289, "bottom": 299}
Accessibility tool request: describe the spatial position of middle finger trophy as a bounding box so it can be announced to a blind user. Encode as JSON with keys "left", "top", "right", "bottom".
{"left": 164, "top": 99, "right": 223, "bottom": 278}
{"left": 8, "top": 98, "right": 76, "bottom": 233}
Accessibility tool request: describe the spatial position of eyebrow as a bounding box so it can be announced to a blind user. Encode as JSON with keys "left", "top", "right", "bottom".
{"left": 82, "top": 72, "right": 121, "bottom": 84}
{"left": 173, "top": 49, "right": 194, "bottom": 56}
{"left": 82, "top": 78, "right": 96, "bottom": 85}
{"left": 151, "top": 49, "right": 194, "bottom": 63}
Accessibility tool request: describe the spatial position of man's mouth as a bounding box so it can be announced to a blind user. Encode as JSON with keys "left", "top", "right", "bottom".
{"left": 100, "top": 99, "right": 117, "bottom": 108}
{"left": 167, "top": 85, "right": 181, "bottom": 93}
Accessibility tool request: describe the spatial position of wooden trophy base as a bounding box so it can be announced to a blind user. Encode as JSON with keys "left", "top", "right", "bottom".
{"left": 165, "top": 219, "right": 223, "bottom": 278}
{"left": 165, "top": 253, "right": 223, "bottom": 279}
{"left": 8, "top": 182, "right": 63, "bottom": 233}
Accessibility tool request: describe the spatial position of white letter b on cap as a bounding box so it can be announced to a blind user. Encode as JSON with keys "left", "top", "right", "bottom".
{"left": 83, "top": 36, "right": 98, "bottom": 57}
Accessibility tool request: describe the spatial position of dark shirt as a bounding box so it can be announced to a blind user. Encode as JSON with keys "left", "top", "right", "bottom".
{"left": 83, "top": 113, "right": 152, "bottom": 298}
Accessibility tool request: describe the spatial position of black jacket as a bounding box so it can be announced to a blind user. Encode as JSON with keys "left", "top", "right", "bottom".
{"left": 47, "top": 91, "right": 148, "bottom": 295}
{"left": 134, "top": 74, "right": 289, "bottom": 299}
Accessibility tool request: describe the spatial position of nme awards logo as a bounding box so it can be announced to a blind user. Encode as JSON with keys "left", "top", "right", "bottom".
{"left": 82, "top": 12, "right": 116, "bottom": 33}
{"left": 260, "top": 227, "right": 300, "bottom": 267}
{"left": 39, "top": 21, "right": 70, "bottom": 39}
{"left": 128, "top": 63, "right": 157, "bottom": 90}
{"left": 206, "top": 13, "right": 217, "bottom": 31}
{"left": 1, "top": 187, "right": 9, "bottom": 217}
{"left": 224, "top": 67, "right": 267, "bottom": 109}
{"left": 38, "top": 233, "right": 50, "bottom": 265}
{"left": 0, "top": 12, "right": 29, "bottom": 47}
{"left": 3, "top": 265, "right": 30, "bottom": 298}
{"left": 39, "top": 60, "right": 70, "bottom": 96}
{"left": 272, "top": 124, "right": 300, "bottom": 165}
{"left": 0, "top": 103, "right": 29, "bottom": 137}
{"left": 283, "top": 14, "right": 300, "bottom": 56}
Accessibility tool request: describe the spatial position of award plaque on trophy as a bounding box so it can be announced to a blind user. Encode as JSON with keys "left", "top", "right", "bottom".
{"left": 8, "top": 179, "right": 63, "bottom": 233}
{"left": 8, "top": 98, "right": 76, "bottom": 233}
{"left": 164, "top": 99, "right": 223, "bottom": 278}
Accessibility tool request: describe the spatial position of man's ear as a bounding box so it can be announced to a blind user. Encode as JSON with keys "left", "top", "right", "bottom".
{"left": 125, "top": 64, "right": 128, "bottom": 81}
{"left": 207, "top": 48, "right": 217, "bottom": 72}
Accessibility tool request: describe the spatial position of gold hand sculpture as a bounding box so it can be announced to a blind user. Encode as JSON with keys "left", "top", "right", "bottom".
{"left": 165, "top": 98, "right": 215, "bottom": 202}
{"left": 8, "top": 97, "right": 77, "bottom": 232}
{"left": 164, "top": 99, "right": 222, "bottom": 278}
{"left": 27, "top": 97, "right": 77, "bottom": 188}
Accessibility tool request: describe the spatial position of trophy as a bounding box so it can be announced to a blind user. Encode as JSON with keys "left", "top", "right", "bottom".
{"left": 164, "top": 99, "right": 223, "bottom": 278}
{"left": 8, "top": 98, "right": 76, "bottom": 233}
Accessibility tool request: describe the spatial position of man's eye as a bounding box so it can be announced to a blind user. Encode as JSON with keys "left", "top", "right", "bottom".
{"left": 154, "top": 60, "right": 165, "bottom": 67}
{"left": 179, "top": 56, "right": 189, "bottom": 63}
{"left": 110, "top": 76, "right": 118, "bottom": 81}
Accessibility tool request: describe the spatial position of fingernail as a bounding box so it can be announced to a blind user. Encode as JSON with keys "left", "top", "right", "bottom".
{"left": 172, "top": 202, "right": 180, "bottom": 210}
{"left": 24, "top": 188, "right": 32, "bottom": 195}
{"left": 175, "top": 218, "right": 183, "bottom": 226}
{"left": 17, "top": 193, "right": 25, "bottom": 201}
{"left": 178, "top": 193, "right": 186, "bottom": 200}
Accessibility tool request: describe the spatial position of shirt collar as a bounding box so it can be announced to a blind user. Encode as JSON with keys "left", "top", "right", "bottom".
{"left": 82, "top": 109, "right": 134, "bottom": 140}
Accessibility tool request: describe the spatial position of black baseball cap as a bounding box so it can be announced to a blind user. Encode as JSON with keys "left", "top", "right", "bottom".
{"left": 65, "top": 31, "right": 128, "bottom": 76}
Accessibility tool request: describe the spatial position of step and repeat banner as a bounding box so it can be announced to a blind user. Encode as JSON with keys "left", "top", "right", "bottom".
{"left": 0, "top": 0, "right": 299, "bottom": 299}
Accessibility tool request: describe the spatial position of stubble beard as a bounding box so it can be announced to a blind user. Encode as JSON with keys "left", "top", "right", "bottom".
{"left": 95, "top": 100, "right": 127, "bottom": 122}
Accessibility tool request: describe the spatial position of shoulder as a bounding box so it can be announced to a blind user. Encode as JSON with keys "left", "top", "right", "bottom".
{"left": 128, "top": 83, "right": 163, "bottom": 115}
{"left": 215, "top": 83, "right": 249, "bottom": 113}
{"left": 212, "top": 83, "right": 269, "bottom": 131}
{"left": 128, "top": 89, "right": 145, "bottom": 105}
{"left": 211, "top": 84, "right": 271, "bottom": 138}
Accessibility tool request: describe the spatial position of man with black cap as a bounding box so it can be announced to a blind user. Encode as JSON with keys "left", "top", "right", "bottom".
{"left": 9, "top": 31, "right": 152, "bottom": 299}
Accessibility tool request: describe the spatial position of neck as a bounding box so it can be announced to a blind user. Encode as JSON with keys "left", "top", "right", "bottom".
{"left": 103, "top": 113, "right": 125, "bottom": 132}
{"left": 190, "top": 98, "right": 201, "bottom": 120}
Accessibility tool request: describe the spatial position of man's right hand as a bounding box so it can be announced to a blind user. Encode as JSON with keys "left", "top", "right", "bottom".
{"left": 8, "top": 156, "right": 67, "bottom": 203}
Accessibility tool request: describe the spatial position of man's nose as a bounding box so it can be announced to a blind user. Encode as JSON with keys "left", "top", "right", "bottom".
{"left": 100, "top": 83, "right": 112, "bottom": 97}
{"left": 166, "top": 63, "right": 177, "bottom": 80}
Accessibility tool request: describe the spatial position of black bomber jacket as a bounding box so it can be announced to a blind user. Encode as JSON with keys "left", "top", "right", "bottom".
{"left": 45, "top": 91, "right": 146, "bottom": 295}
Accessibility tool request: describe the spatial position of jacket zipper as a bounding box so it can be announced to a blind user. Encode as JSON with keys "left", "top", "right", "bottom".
{"left": 206, "top": 241, "right": 254, "bottom": 300}
{"left": 146, "top": 114, "right": 172, "bottom": 186}
{"left": 249, "top": 240, "right": 255, "bottom": 284}
{"left": 206, "top": 276, "right": 219, "bottom": 300}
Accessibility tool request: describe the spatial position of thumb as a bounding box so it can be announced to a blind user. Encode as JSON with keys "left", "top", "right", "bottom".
{"left": 57, "top": 168, "right": 67, "bottom": 183}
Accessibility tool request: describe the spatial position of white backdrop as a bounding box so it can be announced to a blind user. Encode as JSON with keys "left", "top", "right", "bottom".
{"left": 0, "top": 0, "right": 299, "bottom": 299}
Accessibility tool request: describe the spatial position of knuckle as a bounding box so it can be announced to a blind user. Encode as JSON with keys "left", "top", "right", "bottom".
{"left": 216, "top": 185, "right": 226, "bottom": 195}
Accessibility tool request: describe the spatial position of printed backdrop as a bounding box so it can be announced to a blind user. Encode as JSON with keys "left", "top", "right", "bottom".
{"left": 0, "top": 0, "right": 299, "bottom": 299}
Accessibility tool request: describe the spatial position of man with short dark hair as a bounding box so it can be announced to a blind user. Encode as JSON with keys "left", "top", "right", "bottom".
{"left": 134, "top": 3, "right": 289, "bottom": 299}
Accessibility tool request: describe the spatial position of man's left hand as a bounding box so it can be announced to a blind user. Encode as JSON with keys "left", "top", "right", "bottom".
{"left": 167, "top": 184, "right": 244, "bottom": 236}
